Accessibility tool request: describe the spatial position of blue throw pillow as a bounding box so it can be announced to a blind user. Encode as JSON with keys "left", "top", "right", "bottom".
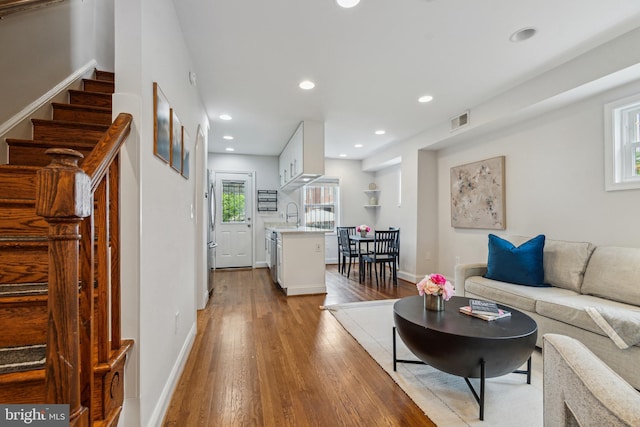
{"left": 484, "top": 234, "right": 549, "bottom": 287}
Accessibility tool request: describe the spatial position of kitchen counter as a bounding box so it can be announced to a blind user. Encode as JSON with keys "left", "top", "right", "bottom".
{"left": 266, "top": 225, "right": 326, "bottom": 296}
{"left": 266, "top": 225, "right": 326, "bottom": 234}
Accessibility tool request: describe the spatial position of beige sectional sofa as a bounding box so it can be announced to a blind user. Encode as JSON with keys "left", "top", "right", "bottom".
{"left": 543, "top": 334, "right": 640, "bottom": 426}
{"left": 455, "top": 236, "right": 640, "bottom": 390}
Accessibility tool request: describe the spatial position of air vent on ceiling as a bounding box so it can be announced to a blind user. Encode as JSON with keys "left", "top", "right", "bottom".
{"left": 451, "top": 110, "right": 470, "bottom": 131}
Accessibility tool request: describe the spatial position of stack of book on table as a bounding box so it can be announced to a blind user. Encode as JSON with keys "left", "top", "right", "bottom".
{"left": 459, "top": 299, "right": 511, "bottom": 321}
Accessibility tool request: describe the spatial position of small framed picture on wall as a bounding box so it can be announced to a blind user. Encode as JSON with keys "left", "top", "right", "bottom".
{"left": 181, "top": 127, "right": 190, "bottom": 180}
{"left": 170, "top": 108, "right": 182, "bottom": 172}
{"left": 153, "top": 82, "right": 170, "bottom": 163}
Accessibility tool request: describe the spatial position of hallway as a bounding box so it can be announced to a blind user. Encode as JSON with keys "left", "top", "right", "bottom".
{"left": 162, "top": 267, "right": 434, "bottom": 426}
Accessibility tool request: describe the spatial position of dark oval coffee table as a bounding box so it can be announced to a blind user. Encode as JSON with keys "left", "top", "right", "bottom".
{"left": 393, "top": 295, "right": 537, "bottom": 420}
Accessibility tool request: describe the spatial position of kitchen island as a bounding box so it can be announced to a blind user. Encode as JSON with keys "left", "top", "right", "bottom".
{"left": 267, "top": 226, "right": 326, "bottom": 296}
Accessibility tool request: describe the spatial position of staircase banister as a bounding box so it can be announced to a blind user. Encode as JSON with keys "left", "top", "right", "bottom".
{"left": 81, "top": 112, "right": 132, "bottom": 193}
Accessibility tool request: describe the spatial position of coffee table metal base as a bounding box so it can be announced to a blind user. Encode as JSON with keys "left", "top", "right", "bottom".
{"left": 392, "top": 326, "right": 532, "bottom": 421}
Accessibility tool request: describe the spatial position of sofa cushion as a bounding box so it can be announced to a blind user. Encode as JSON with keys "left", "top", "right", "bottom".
{"left": 581, "top": 246, "right": 640, "bottom": 306}
{"left": 484, "top": 234, "right": 548, "bottom": 287}
{"left": 536, "top": 294, "right": 640, "bottom": 343}
{"left": 465, "top": 275, "right": 576, "bottom": 313}
{"left": 509, "top": 236, "right": 595, "bottom": 292}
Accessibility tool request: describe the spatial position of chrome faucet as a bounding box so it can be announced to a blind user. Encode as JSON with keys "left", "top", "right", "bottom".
{"left": 286, "top": 202, "right": 299, "bottom": 226}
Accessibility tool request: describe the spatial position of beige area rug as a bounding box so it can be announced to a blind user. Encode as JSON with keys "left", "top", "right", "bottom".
{"left": 325, "top": 299, "right": 543, "bottom": 426}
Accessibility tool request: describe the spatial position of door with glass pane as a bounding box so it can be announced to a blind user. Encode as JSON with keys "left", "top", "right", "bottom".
{"left": 214, "top": 172, "right": 253, "bottom": 268}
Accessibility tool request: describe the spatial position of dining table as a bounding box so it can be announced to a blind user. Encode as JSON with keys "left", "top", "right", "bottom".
{"left": 349, "top": 234, "right": 375, "bottom": 283}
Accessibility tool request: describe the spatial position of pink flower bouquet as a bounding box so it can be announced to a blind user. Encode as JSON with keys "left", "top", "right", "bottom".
{"left": 416, "top": 273, "right": 454, "bottom": 300}
{"left": 356, "top": 224, "right": 371, "bottom": 233}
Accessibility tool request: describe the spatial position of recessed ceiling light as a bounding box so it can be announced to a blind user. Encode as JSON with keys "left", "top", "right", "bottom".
{"left": 510, "top": 27, "right": 537, "bottom": 43}
{"left": 418, "top": 95, "right": 434, "bottom": 103}
{"left": 225, "top": 147, "right": 235, "bottom": 152}
{"left": 219, "top": 114, "right": 232, "bottom": 121}
{"left": 354, "top": 144, "right": 363, "bottom": 148}
{"left": 336, "top": 0, "right": 360, "bottom": 8}
{"left": 339, "top": 153, "right": 347, "bottom": 157}
{"left": 223, "top": 135, "right": 234, "bottom": 140}
{"left": 375, "top": 130, "right": 386, "bottom": 135}
{"left": 299, "top": 80, "right": 315, "bottom": 90}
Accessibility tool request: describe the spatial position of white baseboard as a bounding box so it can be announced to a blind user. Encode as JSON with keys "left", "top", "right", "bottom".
{"left": 119, "top": 397, "right": 140, "bottom": 427}
{"left": 285, "top": 285, "right": 327, "bottom": 296}
{"left": 0, "top": 59, "right": 97, "bottom": 136}
{"left": 147, "top": 321, "right": 196, "bottom": 427}
{"left": 398, "top": 270, "right": 419, "bottom": 284}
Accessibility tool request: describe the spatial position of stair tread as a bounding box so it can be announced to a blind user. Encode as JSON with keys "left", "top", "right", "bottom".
{"left": 68, "top": 89, "right": 112, "bottom": 97}
{"left": 51, "top": 102, "right": 111, "bottom": 113}
{"left": 0, "top": 344, "right": 46, "bottom": 375}
{"left": 6, "top": 137, "right": 97, "bottom": 147}
{"left": 31, "top": 118, "right": 110, "bottom": 130}
{"left": 94, "top": 69, "right": 115, "bottom": 81}
{"left": 0, "top": 165, "right": 40, "bottom": 172}
{"left": 0, "top": 236, "right": 48, "bottom": 243}
{"left": 0, "top": 283, "right": 47, "bottom": 297}
{"left": 0, "top": 197, "right": 36, "bottom": 204}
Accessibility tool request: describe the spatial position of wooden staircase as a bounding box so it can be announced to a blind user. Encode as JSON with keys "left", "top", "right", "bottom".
{"left": 0, "top": 70, "right": 133, "bottom": 427}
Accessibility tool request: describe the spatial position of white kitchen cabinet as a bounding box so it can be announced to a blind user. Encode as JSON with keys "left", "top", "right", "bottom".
{"left": 276, "top": 230, "right": 326, "bottom": 296}
{"left": 265, "top": 235, "right": 272, "bottom": 270}
{"left": 276, "top": 237, "right": 283, "bottom": 285}
{"left": 278, "top": 143, "right": 290, "bottom": 186}
{"left": 279, "top": 121, "right": 324, "bottom": 190}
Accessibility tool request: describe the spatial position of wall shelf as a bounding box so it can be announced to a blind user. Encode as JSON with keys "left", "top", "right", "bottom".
{"left": 364, "top": 189, "right": 380, "bottom": 207}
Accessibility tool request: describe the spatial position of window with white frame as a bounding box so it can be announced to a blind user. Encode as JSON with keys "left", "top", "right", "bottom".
{"left": 604, "top": 93, "right": 640, "bottom": 191}
{"left": 302, "top": 178, "right": 340, "bottom": 231}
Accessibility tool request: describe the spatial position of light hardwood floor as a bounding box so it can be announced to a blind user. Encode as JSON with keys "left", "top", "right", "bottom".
{"left": 162, "top": 265, "right": 435, "bottom": 426}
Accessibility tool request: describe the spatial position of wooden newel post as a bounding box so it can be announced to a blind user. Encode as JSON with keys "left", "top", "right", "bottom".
{"left": 36, "top": 148, "right": 92, "bottom": 426}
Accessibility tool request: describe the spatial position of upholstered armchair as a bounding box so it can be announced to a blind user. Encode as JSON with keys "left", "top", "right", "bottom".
{"left": 543, "top": 334, "right": 640, "bottom": 426}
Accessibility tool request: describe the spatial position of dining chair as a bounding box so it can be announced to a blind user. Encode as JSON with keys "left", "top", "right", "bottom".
{"left": 389, "top": 226, "right": 400, "bottom": 281}
{"left": 361, "top": 229, "right": 399, "bottom": 286}
{"left": 337, "top": 227, "right": 359, "bottom": 279}
{"left": 336, "top": 226, "right": 356, "bottom": 275}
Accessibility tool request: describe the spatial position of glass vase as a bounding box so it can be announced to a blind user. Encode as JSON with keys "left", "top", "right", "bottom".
{"left": 424, "top": 294, "right": 444, "bottom": 311}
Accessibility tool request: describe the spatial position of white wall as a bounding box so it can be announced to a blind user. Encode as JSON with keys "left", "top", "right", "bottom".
{"left": 115, "top": 0, "right": 209, "bottom": 425}
{"left": 0, "top": 0, "right": 110, "bottom": 162}
{"left": 325, "top": 159, "right": 376, "bottom": 227}
{"left": 415, "top": 150, "right": 439, "bottom": 280}
{"left": 360, "top": 27, "right": 640, "bottom": 286}
{"left": 0, "top": 0, "right": 98, "bottom": 122}
{"left": 438, "top": 78, "right": 640, "bottom": 280}
{"left": 95, "top": 0, "right": 115, "bottom": 71}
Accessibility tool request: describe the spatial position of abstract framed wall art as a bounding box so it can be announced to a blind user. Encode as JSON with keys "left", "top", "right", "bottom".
{"left": 181, "top": 127, "right": 190, "bottom": 180}
{"left": 170, "top": 108, "right": 182, "bottom": 173}
{"left": 450, "top": 156, "right": 505, "bottom": 229}
{"left": 153, "top": 82, "right": 171, "bottom": 163}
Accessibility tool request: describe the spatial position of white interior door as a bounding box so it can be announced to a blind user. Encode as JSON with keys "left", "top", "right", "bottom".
{"left": 215, "top": 172, "right": 253, "bottom": 268}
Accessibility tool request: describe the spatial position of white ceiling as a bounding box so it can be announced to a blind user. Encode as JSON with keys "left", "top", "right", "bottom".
{"left": 173, "top": 0, "right": 640, "bottom": 160}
